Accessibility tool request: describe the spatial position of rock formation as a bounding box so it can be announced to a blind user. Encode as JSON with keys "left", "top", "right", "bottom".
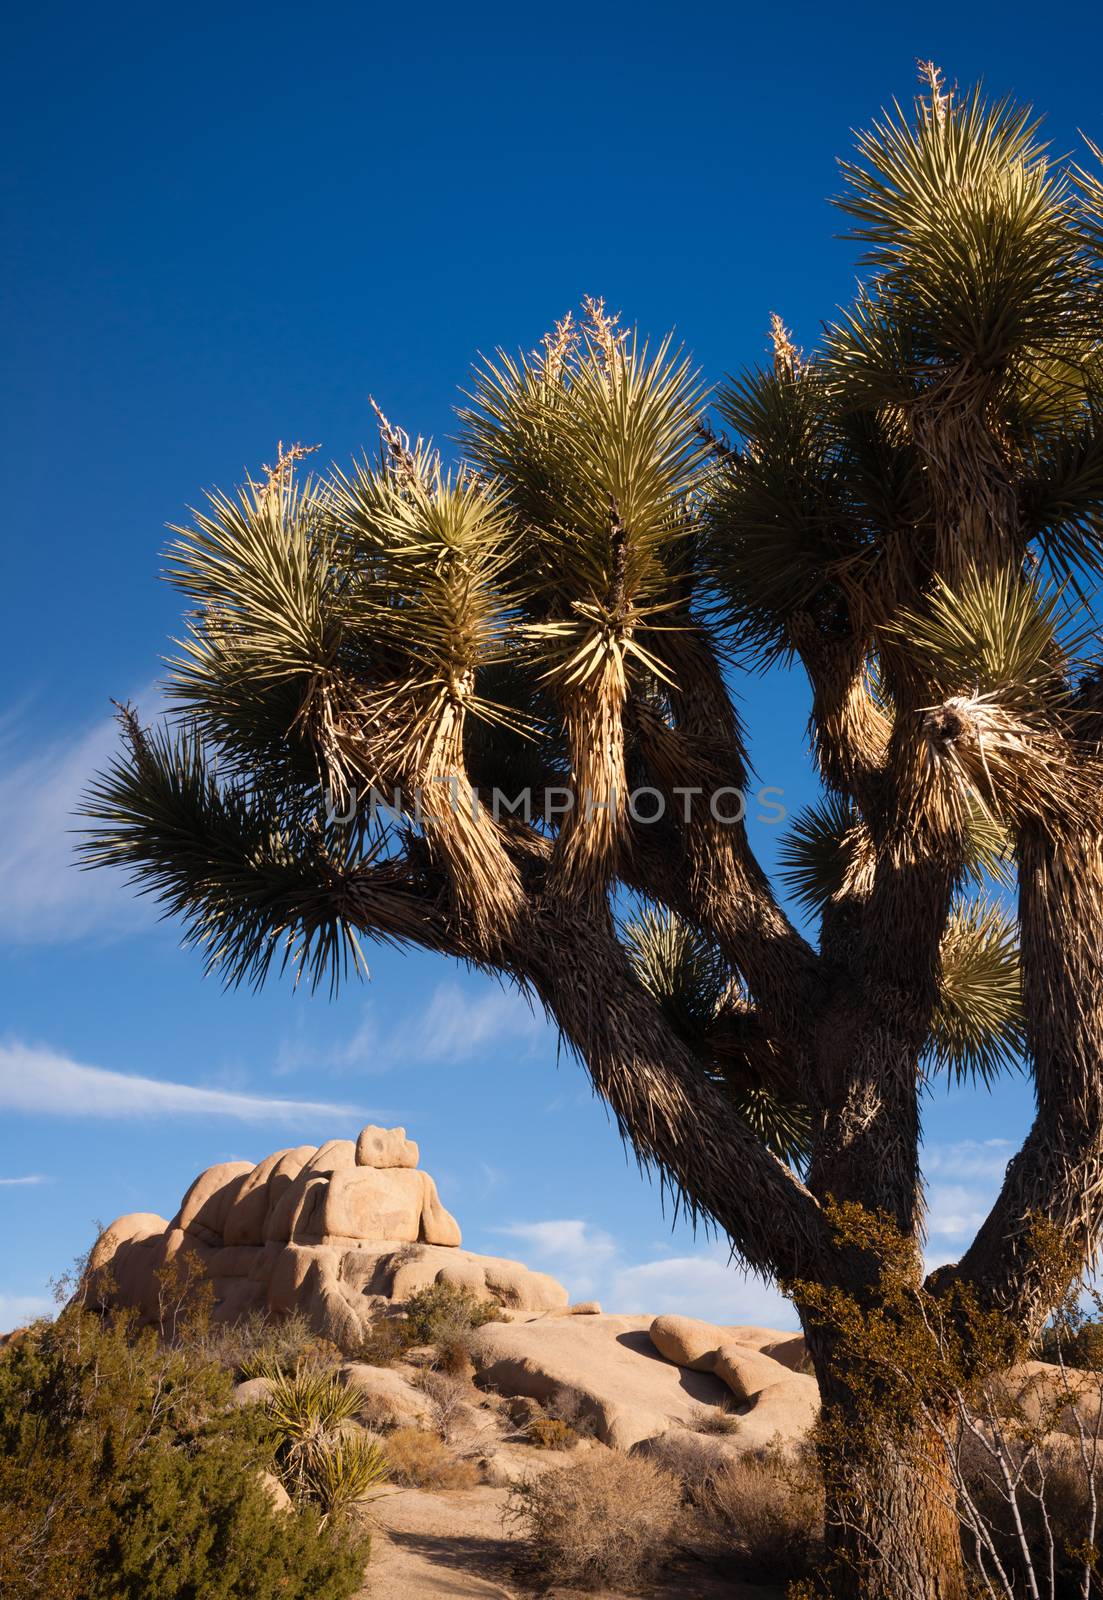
{"left": 89, "top": 1125, "right": 568, "bottom": 1346}
{"left": 466, "top": 1312, "right": 819, "bottom": 1450}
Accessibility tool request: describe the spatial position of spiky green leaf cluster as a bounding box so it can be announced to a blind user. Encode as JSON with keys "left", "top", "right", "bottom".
{"left": 708, "top": 81, "right": 1103, "bottom": 669}
{"left": 621, "top": 904, "right": 809, "bottom": 1160}
{"left": 79, "top": 720, "right": 374, "bottom": 992}
{"left": 886, "top": 567, "right": 1075, "bottom": 707}
{"left": 461, "top": 309, "right": 709, "bottom": 683}
{"left": 836, "top": 87, "right": 1093, "bottom": 379}
{"left": 927, "top": 898, "right": 1024, "bottom": 1083}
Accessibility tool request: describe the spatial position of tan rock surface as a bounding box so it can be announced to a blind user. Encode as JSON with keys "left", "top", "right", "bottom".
{"left": 648, "top": 1313, "right": 818, "bottom": 1447}
{"left": 356, "top": 1125, "right": 420, "bottom": 1169}
{"left": 468, "top": 1313, "right": 732, "bottom": 1449}
{"left": 87, "top": 1126, "right": 565, "bottom": 1343}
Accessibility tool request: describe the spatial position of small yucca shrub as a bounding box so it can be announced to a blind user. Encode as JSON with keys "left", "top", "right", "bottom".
{"left": 264, "top": 1367, "right": 372, "bottom": 1512}
{"left": 301, "top": 1432, "right": 390, "bottom": 1523}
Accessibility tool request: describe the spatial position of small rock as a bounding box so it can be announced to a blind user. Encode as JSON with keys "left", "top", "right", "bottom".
{"left": 232, "top": 1376, "right": 273, "bottom": 1407}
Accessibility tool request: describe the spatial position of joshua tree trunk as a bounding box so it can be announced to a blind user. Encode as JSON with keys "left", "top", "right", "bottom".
{"left": 810, "top": 1372, "right": 968, "bottom": 1600}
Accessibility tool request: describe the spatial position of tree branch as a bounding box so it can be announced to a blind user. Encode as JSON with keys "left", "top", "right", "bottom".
{"left": 948, "top": 823, "right": 1103, "bottom": 1326}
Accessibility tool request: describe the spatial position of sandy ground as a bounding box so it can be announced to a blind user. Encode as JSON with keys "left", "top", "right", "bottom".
{"left": 360, "top": 1481, "right": 785, "bottom": 1600}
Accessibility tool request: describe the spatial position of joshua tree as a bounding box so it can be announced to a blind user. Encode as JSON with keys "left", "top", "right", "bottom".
{"left": 84, "top": 69, "right": 1103, "bottom": 1598}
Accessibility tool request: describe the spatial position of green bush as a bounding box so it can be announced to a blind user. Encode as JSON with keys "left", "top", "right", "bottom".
{"left": 0, "top": 1307, "right": 369, "bottom": 1600}
{"left": 354, "top": 1316, "right": 409, "bottom": 1367}
{"left": 402, "top": 1281, "right": 504, "bottom": 1345}
{"left": 353, "top": 1284, "right": 504, "bottom": 1372}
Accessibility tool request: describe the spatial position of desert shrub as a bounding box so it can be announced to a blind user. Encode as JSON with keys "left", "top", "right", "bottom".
{"left": 403, "top": 1281, "right": 504, "bottom": 1345}
{"left": 0, "top": 1307, "right": 368, "bottom": 1600}
{"left": 543, "top": 1384, "right": 598, "bottom": 1438}
{"left": 414, "top": 1368, "right": 472, "bottom": 1441}
{"left": 203, "top": 1310, "right": 333, "bottom": 1378}
{"left": 383, "top": 1426, "right": 480, "bottom": 1489}
{"left": 353, "top": 1316, "right": 409, "bottom": 1367}
{"left": 643, "top": 1428, "right": 731, "bottom": 1491}
{"left": 351, "top": 1286, "right": 503, "bottom": 1372}
{"left": 527, "top": 1416, "right": 578, "bottom": 1450}
{"left": 505, "top": 1450, "right": 680, "bottom": 1589}
{"left": 263, "top": 1366, "right": 388, "bottom": 1516}
{"left": 696, "top": 1442, "right": 824, "bottom": 1582}
{"left": 688, "top": 1400, "right": 741, "bottom": 1435}
{"left": 958, "top": 1426, "right": 1102, "bottom": 1593}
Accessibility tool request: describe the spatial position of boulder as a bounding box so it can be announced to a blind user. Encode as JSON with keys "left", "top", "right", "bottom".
{"left": 178, "top": 1162, "right": 255, "bottom": 1244}
{"left": 340, "top": 1362, "right": 432, "bottom": 1429}
{"left": 258, "top": 1470, "right": 293, "bottom": 1513}
{"left": 88, "top": 1212, "right": 167, "bottom": 1273}
{"left": 468, "top": 1313, "right": 733, "bottom": 1449}
{"left": 648, "top": 1313, "right": 818, "bottom": 1448}
{"left": 87, "top": 1125, "right": 564, "bottom": 1345}
{"left": 356, "top": 1125, "right": 420, "bottom": 1169}
{"left": 233, "top": 1376, "right": 274, "bottom": 1407}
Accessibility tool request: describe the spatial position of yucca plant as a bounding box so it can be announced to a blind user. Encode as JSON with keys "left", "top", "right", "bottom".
{"left": 82, "top": 69, "right": 1103, "bottom": 1598}
{"left": 264, "top": 1368, "right": 357, "bottom": 1493}
{"left": 300, "top": 1433, "right": 390, "bottom": 1526}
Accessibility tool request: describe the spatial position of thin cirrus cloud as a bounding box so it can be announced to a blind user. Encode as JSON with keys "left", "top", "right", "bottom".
{"left": 0, "top": 1040, "right": 371, "bottom": 1124}
{"left": 278, "top": 980, "right": 545, "bottom": 1077}
{"left": 0, "top": 1291, "right": 54, "bottom": 1325}
{"left": 0, "top": 692, "right": 163, "bottom": 945}
{"left": 611, "top": 1251, "right": 799, "bottom": 1331}
{"left": 0, "top": 1174, "right": 49, "bottom": 1187}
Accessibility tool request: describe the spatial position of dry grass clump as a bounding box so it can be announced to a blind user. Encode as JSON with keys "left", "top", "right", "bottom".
{"left": 383, "top": 1427, "right": 480, "bottom": 1490}
{"left": 695, "top": 1443, "right": 824, "bottom": 1582}
{"left": 643, "top": 1428, "right": 731, "bottom": 1489}
{"left": 194, "top": 1311, "right": 332, "bottom": 1379}
{"left": 505, "top": 1451, "right": 681, "bottom": 1589}
{"left": 687, "top": 1400, "right": 741, "bottom": 1435}
{"left": 526, "top": 1416, "right": 578, "bottom": 1450}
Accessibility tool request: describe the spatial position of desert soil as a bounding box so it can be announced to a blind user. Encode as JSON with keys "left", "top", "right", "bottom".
{"left": 362, "top": 1480, "right": 785, "bottom": 1600}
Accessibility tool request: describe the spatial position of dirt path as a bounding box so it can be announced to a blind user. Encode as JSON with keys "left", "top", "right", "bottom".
{"left": 360, "top": 1483, "right": 785, "bottom": 1600}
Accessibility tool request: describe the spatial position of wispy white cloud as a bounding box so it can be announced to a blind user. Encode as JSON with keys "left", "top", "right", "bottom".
{"left": 492, "top": 1218, "right": 799, "bottom": 1328}
{"left": 0, "top": 1040, "right": 369, "bottom": 1124}
{"left": 926, "top": 1182, "right": 989, "bottom": 1241}
{"left": 406, "top": 981, "right": 541, "bottom": 1065}
{"left": 0, "top": 1174, "right": 48, "bottom": 1187}
{"left": 278, "top": 980, "right": 545, "bottom": 1078}
{"left": 0, "top": 1291, "right": 54, "bottom": 1328}
{"left": 493, "top": 1218, "right": 618, "bottom": 1299}
{"left": 0, "top": 694, "right": 164, "bottom": 944}
{"left": 925, "top": 1139, "right": 1014, "bottom": 1184}
{"left": 611, "top": 1250, "right": 798, "bottom": 1330}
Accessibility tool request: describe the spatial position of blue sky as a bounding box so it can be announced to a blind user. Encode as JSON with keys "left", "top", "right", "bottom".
{"left": 0, "top": 0, "right": 1088, "bottom": 1330}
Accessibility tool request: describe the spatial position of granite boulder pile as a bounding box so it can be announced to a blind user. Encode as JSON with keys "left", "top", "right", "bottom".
{"left": 88, "top": 1125, "right": 568, "bottom": 1346}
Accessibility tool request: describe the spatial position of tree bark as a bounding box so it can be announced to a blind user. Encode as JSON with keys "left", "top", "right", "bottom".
{"left": 808, "top": 1356, "right": 968, "bottom": 1600}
